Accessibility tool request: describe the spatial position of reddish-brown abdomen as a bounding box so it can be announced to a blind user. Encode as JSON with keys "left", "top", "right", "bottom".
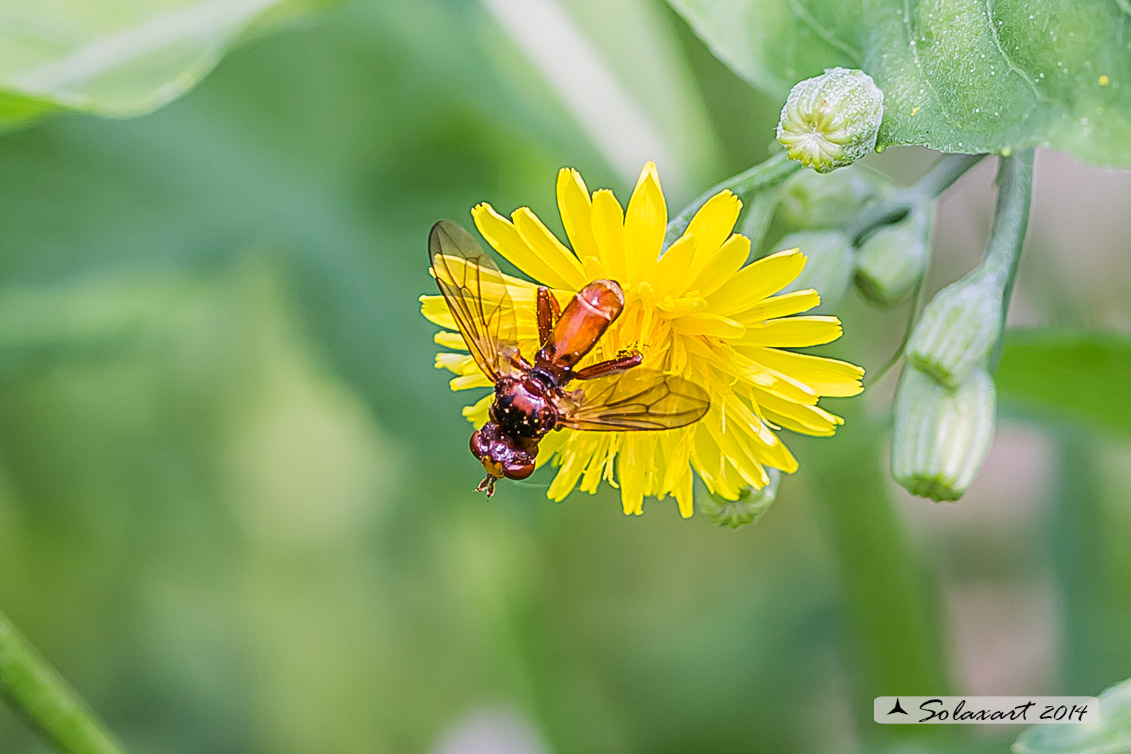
{"left": 536, "top": 280, "right": 624, "bottom": 373}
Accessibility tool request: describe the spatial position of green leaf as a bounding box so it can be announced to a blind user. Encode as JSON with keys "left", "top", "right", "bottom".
{"left": 1014, "top": 675, "right": 1131, "bottom": 754}
{"left": 667, "top": 0, "right": 1131, "bottom": 167}
{"left": 996, "top": 330, "right": 1131, "bottom": 435}
{"left": 0, "top": 0, "right": 329, "bottom": 128}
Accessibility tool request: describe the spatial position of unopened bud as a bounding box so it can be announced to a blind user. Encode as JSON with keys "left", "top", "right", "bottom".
{"left": 854, "top": 206, "right": 932, "bottom": 306}
{"left": 778, "top": 230, "right": 855, "bottom": 310}
{"left": 906, "top": 274, "right": 1002, "bottom": 388}
{"left": 777, "top": 68, "right": 885, "bottom": 173}
{"left": 700, "top": 470, "right": 781, "bottom": 528}
{"left": 892, "top": 366, "right": 996, "bottom": 502}
{"left": 780, "top": 166, "right": 888, "bottom": 228}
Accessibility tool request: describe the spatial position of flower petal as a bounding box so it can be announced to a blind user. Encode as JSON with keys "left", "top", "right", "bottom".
{"left": 420, "top": 294, "right": 457, "bottom": 329}
{"left": 624, "top": 162, "right": 666, "bottom": 281}
{"left": 436, "top": 352, "right": 479, "bottom": 375}
{"left": 688, "top": 233, "right": 750, "bottom": 297}
{"left": 672, "top": 312, "right": 746, "bottom": 339}
{"left": 685, "top": 190, "right": 741, "bottom": 251}
{"left": 737, "top": 315, "right": 843, "bottom": 347}
{"left": 434, "top": 331, "right": 467, "bottom": 350}
{"left": 462, "top": 393, "right": 493, "bottom": 426}
{"left": 740, "top": 347, "right": 865, "bottom": 397}
{"left": 472, "top": 203, "right": 572, "bottom": 288}
{"left": 450, "top": 373, "right": 492, "bottom": 390}
{"left": 707, "top": 249, "right": 806, "bottom": 316}
{"left": 590, "top": 189, "right": 627, "bottom": 281}
{"left": 557, "top": 168, "right": 599, "bottom": 260}
{"left": 685, "top": 190, "right": 741, "bottom": 267}
{"left": 648, "top": 233, "right": 696, "bottom": 295}
{"left": 756, "top": 391, "right": 844, "bottom": 436}
{"left": 512, "top": 207, "right": 589, "bottom": 289}
{"left": 733, "top": 289, "right": 821, "bottom": 324}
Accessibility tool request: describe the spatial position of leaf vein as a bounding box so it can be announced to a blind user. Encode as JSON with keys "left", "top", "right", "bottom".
{"left": 900, "top": 0, "right": 961, "bottom": 131}
{"left": 785, "top": 0, "right": 862, "bottom": 65}
{"left": 982, "top": 0, "right": 1048, "bottom": 108}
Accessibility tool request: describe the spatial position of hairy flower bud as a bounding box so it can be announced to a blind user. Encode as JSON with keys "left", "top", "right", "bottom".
{"left": 778, "top": 230, "right": 855, "bottom": 310}
{"left": 700, "top": 471, "right": 781, "bottom": 528}
{"left": 892, "top": 366, "right": 996, "bottom": 502}
{"left": 906, "top": 273, "right": 1002, "bottom": 388}
{"left": 777, "top": 68, "right": 885, "bottom": 173}
{"left": 779, "top": 166, "right": 887, "bottom": 229}
{"left": 854, "top": 206, "right": 932, "bottom": 306}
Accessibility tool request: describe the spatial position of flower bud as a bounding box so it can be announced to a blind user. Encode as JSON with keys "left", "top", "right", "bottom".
{"left": 892, "top": 366, "right": 996, "bottom": 502}
{"left": 777, "top": 68, "right": 885, "bottom": 173}
{"left": 780, "top": 166, "right": 888, "bottom": 229}
{"left": 700, "top": 471, "right": 780, "bottom": 528}
{"left": 906, "top": 273, "right": 1002, "bottom": 388}
{"left": 854, "top": 206, "right": 932, "bottom": 306}
{"left": 778, "top": 230, "right": 855, "bottom": 311}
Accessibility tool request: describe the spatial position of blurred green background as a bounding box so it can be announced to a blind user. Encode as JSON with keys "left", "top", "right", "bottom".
{"left": 2, "top": 1, "right": 1130, "bottom": 752}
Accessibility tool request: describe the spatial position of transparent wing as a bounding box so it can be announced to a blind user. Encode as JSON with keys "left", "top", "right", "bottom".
{"left": 558, "top": 369, "right": 710, "bottom": 432}
{"left": 429, "top": 220, "right": 520, "bottom": 383}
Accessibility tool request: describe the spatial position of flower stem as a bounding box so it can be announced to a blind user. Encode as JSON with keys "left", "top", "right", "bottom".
{"left": 0, "top": 608, "right": 126, "bottom": 754}
{"left": 848, "top": 153, "right": 987, "bottom": 243}
{"left": 980, "top": 150, "right": 1034, "bottom": 326}
{"left": 913, "top": 153, "right": 987, "bottom": 200}
{"left": 663, "top": 151, "right": 799, "bottom": 250}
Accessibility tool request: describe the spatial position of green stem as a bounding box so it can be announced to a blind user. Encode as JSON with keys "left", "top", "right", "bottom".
{"left": 0, "top": 608, "right": 125, "bottom": 754}
{"left": 663, "top": 151, "right": 799, "bottom": 249}
{"left": 980, "top": 151, "right": 1033, "bottom": 311}
{"left": 913, "top": 152, "right": 986, "bottom": 200}
{"left": 848, "top": 153, "right": 987, "bottom": 243}
{"left": 975, "top": 150, "right": 1034, "bottom": 371}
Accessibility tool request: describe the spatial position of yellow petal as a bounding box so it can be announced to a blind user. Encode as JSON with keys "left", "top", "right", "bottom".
{"left": 707, "top": 249, "right": 806, "bottom": 316}
{"left": 581, "top": 254, "right": 606, "bottom": 281}
{"left": 672, "top": 312, "right": 746, "bottom": 339}
{"left": 684, "top": 190, "right": 741, "bottom": 267}
{"left": 618, "top": 435, "right": 649, "bottom": 515}
{"left": 740, "top": 347, "right": 865, "bottom": 397}
{"left": 434, "top": 331, "right": 467, "bottom": 350}
{"left": 472, "top": 203, "right": 572, "bottom": 288}
{"left": 726, "top": 399, "right": 800, "bottom": 473}
{"left": 435, "top": 352, "right": 479, "bottom": 375}
{"left": 737, "top": 315, "right": 843, "bottom": 347}
{"left": 450, "top": 373, "right": 492, "bottom": 390}
{"left": 756, "top": 390, "right": 844, "bottom": 436}
{"left": 534, "top": 428, "right": 567, "bottom": 470}
{"left": 557, "top": 168, "right": 599, "bottom": 260}
{"left": 420, "top": 294, "right": 457, "bottom": 329}
{"left": 648, "top": 233, "right": 696, "bottom": 295}
{"left": 688, "top": 233, "right": 750, "bottom": 297}
{"left": 547, "top": 436, "right": 589, "bottom": 501}
{"left": 590, "top": 189, "right": 627, "bottom": 281}
{"left": 462, "top": 393, "right": 493, "bottom": 427}
{"left": 690, "top": 419, "right": 749, "bottom": 499}
{"left": 733, "top": 355, "right": 819, "bottom": 405}
{"left": 623, "top": 162, "right": 666, "bottom": 280}
{"left": 512, "top": 207, "right": 588, "bottom": 290}
{"left": 733, "top": 289, "right": 821, "bottom": 324}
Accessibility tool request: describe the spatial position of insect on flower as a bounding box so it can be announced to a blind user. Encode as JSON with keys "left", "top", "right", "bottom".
{"left": 429, "top": 220, "right": 710, "bottom": 497}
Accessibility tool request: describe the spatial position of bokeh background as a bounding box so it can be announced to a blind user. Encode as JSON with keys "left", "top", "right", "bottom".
{"left": 1, "top": 1, "right": 1130, "bottom": 752}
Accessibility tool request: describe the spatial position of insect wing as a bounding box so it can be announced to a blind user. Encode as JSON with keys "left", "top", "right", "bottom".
{"left": 559, "top": 369, "right": 710, "bottom": 431}
{"left": 429, "top": 220, "right": 520, "bottom": 382}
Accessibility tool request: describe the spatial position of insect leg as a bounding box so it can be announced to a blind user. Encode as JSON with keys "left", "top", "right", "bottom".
{"left": 574, "top": 351, "right": 643, "bottom": 380}
{"left": 536, "top": 287, "right": 561, "bottom": 347}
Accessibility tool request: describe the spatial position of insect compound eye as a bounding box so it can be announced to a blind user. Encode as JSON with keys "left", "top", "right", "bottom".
{"left": 503, "top": 461, "right": 535, "bottom": 480}
{"left": 470, "top": 429, "right": 488, "bottom": 459}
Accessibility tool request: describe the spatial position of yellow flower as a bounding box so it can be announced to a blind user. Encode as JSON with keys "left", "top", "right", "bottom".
{"left": 421, "top": 162, "right": 864, "bottom": 518}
